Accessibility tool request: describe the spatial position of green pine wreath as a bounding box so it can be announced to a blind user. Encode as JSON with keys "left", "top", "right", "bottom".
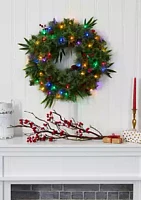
{"left": 19, "top": 17, "right": 115, "bottom": 107}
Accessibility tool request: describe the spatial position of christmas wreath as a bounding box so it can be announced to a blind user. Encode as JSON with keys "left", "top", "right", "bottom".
{"left": 19, "top": 17, "right": 115, "bottom": 107}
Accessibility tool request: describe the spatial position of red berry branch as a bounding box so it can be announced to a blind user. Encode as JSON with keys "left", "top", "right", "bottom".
{"left": 9, "top": 110, "right": 104, "bottom": 142}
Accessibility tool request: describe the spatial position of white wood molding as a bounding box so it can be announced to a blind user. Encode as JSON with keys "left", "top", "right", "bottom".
{"left": 0, "top": 182, "right": 3, "bottom": 200}
{"left": 133, "top": 181, "right": 141, "bottom": 200}
{"left": 4, "top": 182, "right": 11, "bottom": 200}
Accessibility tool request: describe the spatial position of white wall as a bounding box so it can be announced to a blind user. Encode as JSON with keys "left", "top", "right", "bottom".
{"left": 0, "top": 0, "right": 141, "bottom": 136}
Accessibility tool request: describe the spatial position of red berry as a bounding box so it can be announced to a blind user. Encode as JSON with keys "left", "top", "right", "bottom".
{"left": 67, "top": 122, "right": 71, "bottom": 127}
{"left": 24, "top": 119, "right": 29, "bottom": 124}
{"left": 32, "top": 127, "right": 37, "bottom": 133}
{"left": 60, "top": 130, "right": 64, "bottom": 136}
{"left": 19, "top": 119, "right": 23, "bottom": 125}
{"left": 29, "top": 122, "right": 34, "bottom": 128}
{"left": 86, "top": 128, "right": 90, "bottom": 133}
{"left": 35, "top": 134, "right": 39, "bottom": 140}
{"left": 52, "top": 130, "right": 57, "bottom": 134}
{"left": 49, "top": 137, "right": 53, "bottom": 142}
{"left": 43, "top": 123, "right": 47, "bottom": 126}
{"left": 79, "top": 122, "right": 83, "bottom": 126}
{"left": 27, "top": 137, "right": 32, "bottom": 142}
{"left": 42, "top": 136, "right": 46, "bottom": 141}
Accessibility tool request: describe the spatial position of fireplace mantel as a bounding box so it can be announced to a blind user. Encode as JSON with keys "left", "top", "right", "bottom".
{"left": 0, "top": 136, "right": 141, "bottom": 200}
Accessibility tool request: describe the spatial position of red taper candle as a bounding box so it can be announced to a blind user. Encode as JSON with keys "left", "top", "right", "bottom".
{"left": 133, "top": 77, "right": 136, "bottom": 110}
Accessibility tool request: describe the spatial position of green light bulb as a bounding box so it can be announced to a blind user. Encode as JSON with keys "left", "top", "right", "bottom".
{"left": 35, "top": 79, "right": 39, "bottom": 84}
{"left": 93, "top": 61, "right": 99, "bottom": 68}
{"left": 84, "top": 24, "right": 87, "bottom": 28}
{"left": 51, "top": 85, "right": 56, "bottom": 90}
{"left": 64, "top": 92, "right": 68, "bottom": 97}
{"left": 41, "top": 29, "right": 46, "bottom": 35}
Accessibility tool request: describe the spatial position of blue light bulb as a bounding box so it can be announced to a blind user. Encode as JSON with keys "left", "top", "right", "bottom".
{"left": 59, "top": 37, "right": 65, "bottom": 44}
{"left": 33, "top": 59, "right": 39, "bottom": 64}
{"left": 45, "top": 27, "right": 52, "bottom": 32}
{"left": 101, "top": 67, "right": 106, "bottom": 72}
{"left": 76, "top": 63, "right": 81, "bottom": 67}
{"left": 85, "top": 32, "right": 89, "bottom": 37}
{"left": 45, "top": 82, "right": 52, "bottom": 88}
{"left": 59, "top": 89, "right": 64, "bottom": 95}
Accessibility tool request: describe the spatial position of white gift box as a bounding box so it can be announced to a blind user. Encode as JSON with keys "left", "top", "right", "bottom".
{"left": 0, "top": 102, "right": 14, "bottom": 139}
{"left": 122, "top": 130, "right": 141, "bottom": 143}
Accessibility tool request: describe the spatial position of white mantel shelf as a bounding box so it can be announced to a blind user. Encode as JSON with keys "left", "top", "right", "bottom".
{"left": 1, "top": 136, "right": 141, "bottom": 200}
{"left": 0, "top": 136, "right": 141, "bottom": 156}
{"left": 0, "top": 135, "right": 141, "bottom": 148}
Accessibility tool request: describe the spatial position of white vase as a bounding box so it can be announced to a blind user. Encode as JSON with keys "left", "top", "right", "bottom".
{"left": 0, "top": 102, "right": 14, "bottom": 139}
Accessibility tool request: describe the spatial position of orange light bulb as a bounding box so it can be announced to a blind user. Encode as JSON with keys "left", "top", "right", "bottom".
{"left": 60, "top": 24, "right": 64, "bottom": 29}
{"left": 83, "top": 63, "right": 87, "bottom": 68}
{"left": 94, "top": 74, "right": 98, "bottom": 79}
{"left": 95, "top": 36, "right": 100, "bottom": 41}
{"left": 88, "top": 43, "right": 92, "bottom": 48}
{"left": 35, "top": 41, "right": 40, "bottom": 45}
{"left": 81, "top": 71, "right": 85, "bottom": 75}
{"left": 39, "top": 56, "right": 43, "bottom": 60}
{"left": 70, "top": 36, "right": 74, "bottom": 40}
{"left": 56, "top": 94, "right": 61, "bottom": 99}
{"left": 40, "top": 86, "right": 45, "bottom": 92}
{"left": 39, "top": 72, "right": 43, "bottom": 77}
{"left": 42, "top": 37, "right": 46, "bottom": 41}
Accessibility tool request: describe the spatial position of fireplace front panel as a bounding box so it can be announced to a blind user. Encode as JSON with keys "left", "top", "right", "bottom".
{"left": 4, "top": 156, "right": 139, "bottom": 178}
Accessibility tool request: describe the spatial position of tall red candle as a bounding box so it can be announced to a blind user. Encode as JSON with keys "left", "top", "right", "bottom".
{"left": 133, "top": 77, "right": 136, "bottom": 110}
